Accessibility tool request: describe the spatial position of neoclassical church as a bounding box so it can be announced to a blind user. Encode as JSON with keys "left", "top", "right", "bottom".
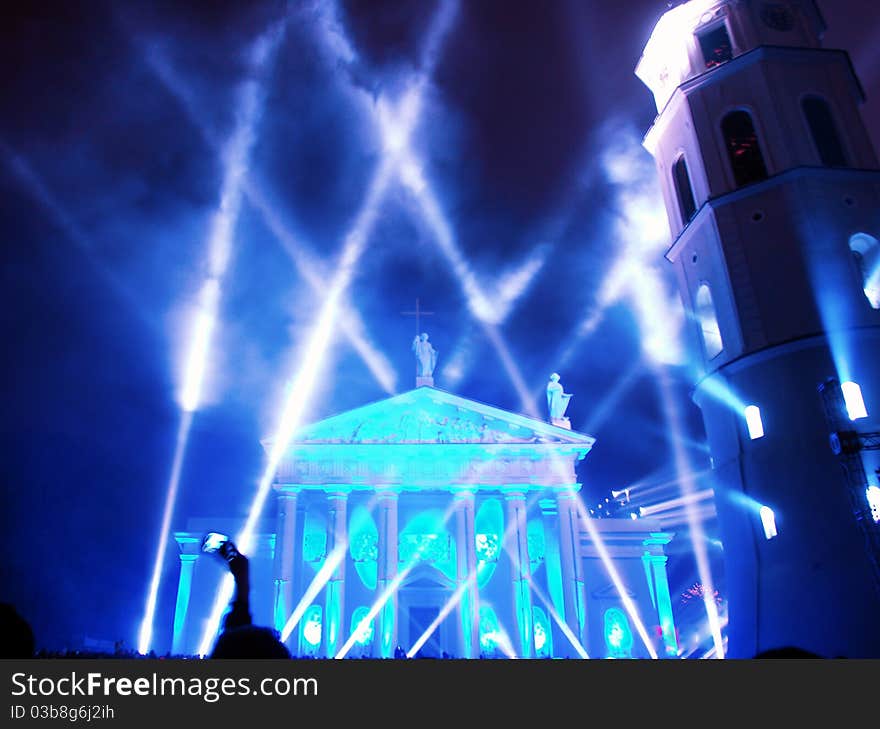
{"left": 169, "top": 380, "right": 679, "bottom": 659}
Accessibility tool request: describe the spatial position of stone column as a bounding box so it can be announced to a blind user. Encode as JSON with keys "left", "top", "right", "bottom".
{"left": 556, "top": 490, "right": 587, "bottom": 655}
{"left": 505, "top": 491, "right": 534, "bottom": 658}
{"left": 272, "top": 488, "right": 299, "bottom": 637}
{"left": 171, "top": 553, "right": 198, "bottom": 655}
{"left": 375, "top": 488, "right": 400, "bottom": 658}
{"left": 324, "top": 489, "right": 349, "bottom": 658}
{"left": 454, "top": 490, "right": 480, "bottom": 658}
{"left": 647, "top": 554, "right": 679, "bottom": 657}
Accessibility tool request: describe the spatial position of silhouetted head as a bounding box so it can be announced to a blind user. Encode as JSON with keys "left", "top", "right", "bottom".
{"left": 210, "top": 626, "right": 290, "bottom": 659}
{"left": 0, "top": 603, "right": 35, "bottom": 658}
{"left": 754, "top": 646, "right": 824, "bottom": 659}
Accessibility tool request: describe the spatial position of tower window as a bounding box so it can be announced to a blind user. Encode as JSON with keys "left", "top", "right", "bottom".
{"left": 673, "top": 155, "right": 697, "bottom": 222}
{"left": 841, "top": 381, "right": 868, "bottom": 421}
{"left": 849, "top": 233, "right": 880, "bottom": 309}
{"left": 696, "top": 283, "right": 723, "bottom": 359}
{"left": 802, "top": 96, "right": 847, "bottom": 167}
{"left": 745, "top": 405, "right": 765, "bottom": 440}
{"left": 759, "top": 505, "right": 777, "bottom": 539}
{"left": 698, "top": 24, "right": 733, "bottom": 69}
{"left": 722, "top": 111, "right": 768, "bottom": 187}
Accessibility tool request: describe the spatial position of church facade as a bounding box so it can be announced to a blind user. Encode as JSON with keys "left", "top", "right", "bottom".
{"left": 169, "top": 385, "right": 679, "bottom": 659}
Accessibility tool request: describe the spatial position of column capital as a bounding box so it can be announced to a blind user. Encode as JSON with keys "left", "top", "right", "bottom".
{"left": 179, "top": 553, "right": 199, "bottom": 564}
{"left": 173, "top": 532, "right": 202, "bottom": 557}
{"left": 450, "top": 487, "right": 477, "bottom": 500}
{"left": 643, "top": 531, "right": 673, "bottom": 547}
{"left": 643, "top": 552, "right": 668, "bottom": 565}
{"left": 538, "top": 497, "right": 558, "bottom": 515}
{"left": 274, "top": 483, "right": 304, "bottom": 495}
{"left": 324, "top": 486, "right": 352, "bottom": 499}
{"left": 375, "top": 487, "right": 402, "bottom": 499}
{"left": 501, "top": 487, "right": 527, "bottom": 501}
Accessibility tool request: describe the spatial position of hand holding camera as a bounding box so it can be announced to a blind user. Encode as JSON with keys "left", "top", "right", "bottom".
{"left": 201, "top": 532, "right": 248, "bottom": 582}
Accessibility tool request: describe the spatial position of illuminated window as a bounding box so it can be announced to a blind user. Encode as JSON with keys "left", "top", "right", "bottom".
{"left": 802, "top": 96, "right": 847, "bottom": 167}
{"left": 300, "top": 605, "right": 322, "bottom": 654}
{"left": 532, "top": 606, "right": 553, "bottom": 658}
{"left": 603, "top": 607, "right": 633, "bottom": 659}
{"left": 479, "top": 606, "right": 502, "bottom": 656}
{"left": 722, "top": 111, "right": 768, "bottom": 187}
{"left": 698, "top": 24, "right": 733, "bottom": 69}
{"left": 673, "top": 155, "right": 697, "bottom": 223}
{"left": 759, "top": 505, "right": 777, "bottom": 540}
{"left": 841, "top": 381, "right": 868, "bottom": 420}
{"left": 849, "top": 233, "right": 880, "bottom": 309}
{"left": 696, "top": 283, "right": 723, "bottom": 358}
{"left": 745, "top": 405, "right": 764, "bottom": 440}
{"left": 867, "top": 486, "right": 880, "bottom": 524}
{"left": 350, "top": 607, "right": 374, "bottom": 647}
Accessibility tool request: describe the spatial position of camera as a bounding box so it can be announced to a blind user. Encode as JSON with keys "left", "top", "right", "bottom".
{"left": 202, "top": 532, "right": 242, "bottom": 564}
{"left": 201, "top": 532, "right": 229, "bottom": 554}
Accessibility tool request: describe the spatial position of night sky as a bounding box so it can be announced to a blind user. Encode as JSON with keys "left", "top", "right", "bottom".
{"left": 2, "top": 0, "right": 878, "bottom": 652}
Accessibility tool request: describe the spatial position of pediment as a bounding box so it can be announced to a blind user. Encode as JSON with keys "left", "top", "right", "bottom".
{"left": 591, "top": 583, "right": 637, "bottom": 600}
{"left": 281, "top": 386, "right": 595, "bottom": 447}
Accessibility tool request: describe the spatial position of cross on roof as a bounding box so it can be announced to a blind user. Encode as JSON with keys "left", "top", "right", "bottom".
{"left": 401, "top": 297, "right": 434, "bottom": 335}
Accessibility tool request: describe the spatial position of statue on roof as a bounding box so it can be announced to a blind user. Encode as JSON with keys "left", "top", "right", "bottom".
{"left": 413, "top": 332, "right": 438, "bottom": 379}
{"left": 546, "top": 372, "right": 572, "bottom": 429}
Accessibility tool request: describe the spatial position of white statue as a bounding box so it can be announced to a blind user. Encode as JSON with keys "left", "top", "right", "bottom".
{"left": 413, "top": 332, "right": 438, "bottom": 377}
{"left": 546, "top": 372, "right": 572, "bottom": 423}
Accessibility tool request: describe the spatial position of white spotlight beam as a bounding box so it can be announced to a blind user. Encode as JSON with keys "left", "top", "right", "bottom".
{"left": 136, "top": 411, "right": 193, "bottom": 654}
{"left": 197, "top": 93, "right": 427, "bottom": 657}
{"left": 395, "top": 148, "right": 541, "bottom": 415}
{"left": 138, "top": 20, "right": 288, "bottom": 655}
{"left": 197, "top": 0, "right": 465, "bottom": 657}
{"left": 525, "top": 575, "right": 590, "bottom": 659}
{"left": 653, "top": 364, "right": 725, "bottom": 658}
{"left": 544, "top": 453, "right": 659, "bottom": 658}
{"left": 379, "top": 108, "right": 669, "bottom": 657}
{"left": 638, "top": 489, "right": 715, "bottom": 516}
{"left": 242, "top": 182, "right": 397, "bottom": 393}
{"left": 277, "top": 492, "right": 382, "bottom": 646}
{"left": 141, "top": 44, "right": 396, "bottom": 395}
{"left": 402, "top": 492, "right": 591, "bottom": 659}
{"left": 280, "top": 544, "right": 348, "bottom": 644}
{"left": 406, "top": 580, "right": 468, "bottom": 658}
{"left": 335, "top": 500, "right": 460, "bottom": 659}
{"left": 571, "top": 493, "right": 659, "bottom": 658}
{"left": 319, "top": 0, "right": 547, "bottom": 397}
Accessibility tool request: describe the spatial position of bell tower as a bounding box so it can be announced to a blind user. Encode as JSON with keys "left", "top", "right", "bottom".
{"left": 637, "top": 0, "right": 880, "bottom": 657}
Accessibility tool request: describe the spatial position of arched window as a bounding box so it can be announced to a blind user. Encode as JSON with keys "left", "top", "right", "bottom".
{"left": 850, "top": 233, "right": 880, "bottom": 309}
{"left": 696, "top": 283, "right": 724, "bottom": 358}
{"left": 722, "top": 111, "right": 768, "bottom": 187}
{"left": 603, "top": 607, "right": 633, "bottom": 659}
{"left": 673, "top": 155, "right": 697, "bottom": 222}
{"left": 697, "top": 23, "right": 733, "bottom": 69}
{"left": 300, "top": 605, "right": 323, "bottom": 656}
{"left": 802, "top": 96, "right": 847, "bottom": 167}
